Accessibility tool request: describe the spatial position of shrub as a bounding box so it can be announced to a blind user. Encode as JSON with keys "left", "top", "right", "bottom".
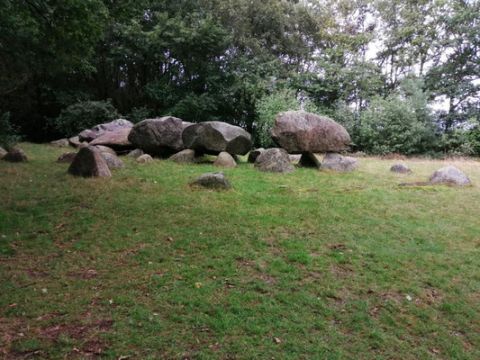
{"left": 0, "top": 112, "right": 20, "bottom": 150}
{"left": 53, "top": 100, "right": 120, "bottom": 137}
{"left": 254, "top": 89, "right": 300, "bottom": 147}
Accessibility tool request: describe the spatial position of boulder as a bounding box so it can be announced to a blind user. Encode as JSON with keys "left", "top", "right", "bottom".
{"left": 390, "top": 163, "right": 411, "bottom": 174}
{"left": 169, "top": 149, "right": 196, "bottom": 164}
{"left": 68, "top": 136, "right": 87, "bottom": 148}
{"left": 68, "top": 146, "right": 111, "bottom": 177}
{"left": 136, "top": 154, "right": 154, "bottom": 164}
{"left": 3, "top": 148, "right": 28, "bottom": 162}
{"left": 254, "top": 148, "right": 295, "bottom": 173}
{"left": 271, "top": 111, "right": 351, "bottom": 153}
{"left": 50, "top": 138, "right": 70, "bottom": 147}
{"left": 101, "top": 152, "right": 124, "bottom": 169}
{"left": 79, "top": 119, "right": 133, "bottom": 142}
{"left": 182, "top": 121, "right": 252, "bottom": 155}
{"left": 429, "top": 166, "right": 471, "bottom": 186}
{"left": 299, "top": 153, "right": 322, "bottom": 168}
{"left": 127, "top": 149, "right": 144, "bottom": 158}
{"left": 94, "top": 145, "right": 116, "bottom": 156}
{"left": 321, "top": 153, "right": 358, "bottom": 172}
{"left": 191, "top": 172, "right": 231, "bottom": 190}
{"left": 0, "top": 146, "right": 7, "bottom": 159}
{"left": 89, "top": 128, "right": 132, "bottom": 149}
{"left": 57, "top": 152, "right": 77, "bottom": 164}
{"left": 248, "top": 148, "right": 264, "bottom": 163}
{"left": 214, "top": 151, "right": 237, "bottom": 168}
{"left": 128, "top": 116, "right": 192, "bottom": 156}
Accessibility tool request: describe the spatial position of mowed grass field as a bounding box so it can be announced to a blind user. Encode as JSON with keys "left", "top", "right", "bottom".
{"left": 1, "top": 143, "right": 480, "bottom": 359}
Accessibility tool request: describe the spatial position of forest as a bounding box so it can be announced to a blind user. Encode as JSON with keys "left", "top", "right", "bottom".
{"left": 1, "top": 0, "right": 479, "bottom": 156}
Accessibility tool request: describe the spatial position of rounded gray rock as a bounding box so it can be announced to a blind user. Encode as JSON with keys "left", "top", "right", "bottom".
{"left": 390, "top": 163, "right": 411, "bottom": 174}
{"left": 191, "top": 172, "right": 231, "bottom": 190}
{"left": 271, "top": 111, "right": 351, "bottom": 153}
{"left": 3, "top": 148, "right": 28, "bottom": 162}
{"left": 429, "top": 166, "right": 471, "bottom": 186}
{"left": 254, "top": 148, "right": 295, "bottom": 173}
{"left": 321, "top": 153, "right": 358, "bottom": 172}
{"left": 68, "top": 146, "right": 111, "bottom": 177}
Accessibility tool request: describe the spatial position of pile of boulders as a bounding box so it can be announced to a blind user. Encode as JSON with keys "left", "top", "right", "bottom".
{"left": 252, "top": 110, "right": 358, "bottom": 173}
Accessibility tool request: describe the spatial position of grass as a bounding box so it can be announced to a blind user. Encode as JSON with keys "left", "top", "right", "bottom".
{"left": 1, "top": 143, "right": 480, "bottom": 359}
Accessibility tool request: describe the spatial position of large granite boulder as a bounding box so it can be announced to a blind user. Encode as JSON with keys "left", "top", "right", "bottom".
{"left": 78, "top": 119, "right": 133, "bottom": 142}
{"left": 254, "top": 148, "right": 294, "bottom": 173}
{"left": 190, "top": 172, "right": 231, "bottom": 190}
{"left": 89, "top": 128, "right": 132, "bottom": 149}
{"left": 182, "top": 121, "right": 252, "bottom": 155}
{"left": 0, "top": 146, "right": 7, "bottom": 159}
{"left": 248, "top": 148, "right": 264, "bottom": 163}
{"left": 321, "top": 153, "right": 358, "bottom": 172}
{"left": 271, "top": 111, "right": 351, "bottom": 153}
{"left": 94, "top": 145, "right": 116, "bottom": 156}
{"left": 169, "top": 149, "right": 196, "bottom": 164}
{"left": 429, "top": 166, "right": 471, "bottom": 186}
{"left": 214, "top": 151, "right": 237, "bottom": 168}
{"left": 68, "top": 146, "right": 111, "bottom": 177}
{"left": 128, "top": 116, "right": 192, "bottom": 156}
{"left": 101, "top": 152, "right": 124, "bottom": 169}
{"left": 3, "top": 148, "right": 28, "bottom": 162}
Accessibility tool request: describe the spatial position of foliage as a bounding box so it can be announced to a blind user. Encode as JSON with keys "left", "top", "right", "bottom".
{"left": 0, "top": 112, "right": 20, "bottom": 150}
{"left": 254, "top": 89, "right": 301, "bottom": 147}
{"left": 53, "top": 100, "right": 119, "bottom": 137}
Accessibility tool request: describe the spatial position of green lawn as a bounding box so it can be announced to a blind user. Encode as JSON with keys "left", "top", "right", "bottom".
{"left": 1, "top": 143, "right": 480, "bottom": 359}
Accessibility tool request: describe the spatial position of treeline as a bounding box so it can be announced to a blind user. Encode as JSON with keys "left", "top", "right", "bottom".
{"left": 1, "top": 0, "right": 479, "bottom": 155}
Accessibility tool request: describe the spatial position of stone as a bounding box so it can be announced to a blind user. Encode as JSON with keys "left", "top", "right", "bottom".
{"left": 127, "top": 149, "right": 144, "bottom": 158}
{"left": 89, "top": 128, "right": 132, "bottom": 149}
{"left": 128, "top": 116, "right": 192, "bottom": 156}
{"left": 0, "top": 146, "right": 7, "bottom": 159}
{"left": 191, "top": 172, "right": 231, "bottom": 190}
{"left": 271, "top": 111, "right": 351, "bottom": 153}
{"left": 169, "top": 149, "right": 196, "bottom": 164}
{"left": 288, "top": 154, "right": 302, "bottom": 164}
{"left": 69, "top": 136, "right": 87, "bottom": 148}
{"left": 390, "top": 163, "right": 411, "bottom": 174}
{"left": 57, "top": 152, "right": 77, "bottom": 163}
{"left": 136, "top": 154, "right": 154, "bottom": 164}
{"left": 68, "top": 146, "right": 111, "bottom": 177}
{"left": 50, "top": 138, "right": 70, "bottom": 147}
{"left": 182, "top": 121, "right": 252, "bottom": 155}
{"left": 429, "top": 166, "right": 471, "bottom": 186}
{"left": 78, "top": 119, "right": 133, "bottom": 142}
{"left": 3, "top": 148, "right": 28, "bottom": 162}
{"left": 321, "top": 153, "right": 358, "bottom": 172}
{"left": 248, "top": 148, "right": 264, "bottom": 163}
{"left": 101, "top": 152, "right": 124, "bottom": 169}
{"left": 254, "top": 148, "right": 295, "bottom": 173}
{"left": 299, "top": 153, "right": 322, "bottom": 168}
{"left": 214, "top": 151, "right": 237, "bottom": 168}
{"left": 94, "top": 145, "right": 116, "bottom": 156}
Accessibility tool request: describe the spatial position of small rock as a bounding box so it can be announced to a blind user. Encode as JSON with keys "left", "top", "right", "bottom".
{"left": 214, "top": 152, "right": 237, "bottom": 168}
{"left": 390, "top": 163, "right": 411, "bottom": 174}
{"left": 0, "top": 146, "right": 7, "bottom": 159}
{"left": 101, "top": 152, "right": 124, "bottom": 169}
{"left": 247, "top": 148, "right": 264, "bottom": 163}
{"left": 254, "top": 148, "right": 294, "bottom": 173}
{"left": 429, "top": 166, "right": 471, "bottom": 186}
{"left": 136, "top": 154, "right": 154, "bottom": 164}
{"left": 57, "top": 152, "right": 77, "bottom": 163}
{"left": 321, "top": 153, "right": 358, "bottom": 172}
{"left": 68, "top": 146, "right": 111, "bottom": 177}
{"left": 3, "top": 148, "right": 28, "bottom": 162}
{"left": 127, "top": 149, "right": 144, "bottom": 159}
{"left": 169, "top": 149, "right": 196, "bottom": 163}
{"left": 50, "top": 138, "right": 70, "bottom": 147}
{"left": 191, "top": 172, "right": 231, "bottom": 190}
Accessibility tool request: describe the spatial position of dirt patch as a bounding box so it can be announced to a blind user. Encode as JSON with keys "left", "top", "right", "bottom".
{"left": 330, "top": 264, "right": 354, "bottom": 279}
{"left": 67, "top": 269, "right": 98, "bottom": 280}
{"left": 40, "top": 319, "right": 113, "bottom": 341}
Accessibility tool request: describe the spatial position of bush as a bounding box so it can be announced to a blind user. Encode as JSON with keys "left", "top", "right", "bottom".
{"left": 53, "top": 100, "right": 120, "bottom": 137}
{"left": 0, "top": 112, "right": 20, "bottom": 150}
{"left": 254, "top": 89, "right": 300, "bottom": 147}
